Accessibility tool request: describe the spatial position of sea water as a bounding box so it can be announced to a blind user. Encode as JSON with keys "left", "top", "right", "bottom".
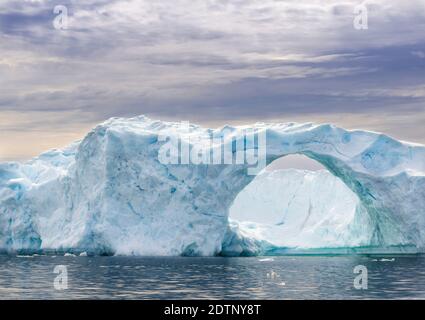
{"left": 0, "top": 255, "right": 424, "bottom": 299}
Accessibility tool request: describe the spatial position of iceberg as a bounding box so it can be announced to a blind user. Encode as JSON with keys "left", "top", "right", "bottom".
{"left": 0, "top": 115, "right": 424, "bottom": 256}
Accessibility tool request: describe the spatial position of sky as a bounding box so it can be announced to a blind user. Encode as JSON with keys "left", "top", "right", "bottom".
{"left": 0, "top": 0, "right": 425, "bottom": 161}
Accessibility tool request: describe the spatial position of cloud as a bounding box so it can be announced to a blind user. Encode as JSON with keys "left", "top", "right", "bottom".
{"left": 0, "top": 0, "right": 424, "bottom": 160}
{"left": 412, "top": 50, "right": 425, "bottom": 59}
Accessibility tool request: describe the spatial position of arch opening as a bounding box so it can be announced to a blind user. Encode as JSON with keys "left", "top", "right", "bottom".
{"left": 224, "top": 153, "right": 414, "bottom": 255}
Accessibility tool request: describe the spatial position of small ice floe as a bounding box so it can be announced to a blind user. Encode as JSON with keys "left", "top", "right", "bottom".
{"left": 79, "top": 252, "right": 88, "bottom": 257}
{"left": 64, "top": 253, "right": 76, "bottom": 257}
{"left": 278, "top": 282, "right": 286, "bottom": 286}
{"left": 266, "top": 270, "right": 280, "bottom": 279}
{"left": 17, "top": 255, "right": 34, "bottom": 258}
{"left": 259, "top": 258, "right": 274, "bottom": 262}
{"left": 371, "top": 258, "right": 395, "bottom": 262}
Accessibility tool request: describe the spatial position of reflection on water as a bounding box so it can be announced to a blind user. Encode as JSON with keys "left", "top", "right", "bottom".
{"left": 0, "top": 255, "right": 424, "bottom": 299}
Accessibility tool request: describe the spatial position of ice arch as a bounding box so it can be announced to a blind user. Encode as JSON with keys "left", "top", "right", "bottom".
{"left": 218, "top": 122, "right": 425, "bottom": 255}
{"left": 228, "top": 162, "right": 372, "bottom": 253}
{"left": 0, "top": 116, "right": 424, "bottom": 256}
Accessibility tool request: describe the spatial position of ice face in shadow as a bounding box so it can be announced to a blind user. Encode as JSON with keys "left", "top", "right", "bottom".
{"left": 0, "top": 115, "right": 424, "bottom": 256}
{"left": 228, "top": 169, "right": 373, "bottom": 252}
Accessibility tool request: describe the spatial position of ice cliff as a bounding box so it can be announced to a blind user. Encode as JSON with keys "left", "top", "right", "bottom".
{"left": 0, "top": 115, "right": 424, "bottom": 256}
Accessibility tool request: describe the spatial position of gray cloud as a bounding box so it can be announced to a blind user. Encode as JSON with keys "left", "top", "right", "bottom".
{"left": 0, "top": 0, "right": 425, "bottom": 160}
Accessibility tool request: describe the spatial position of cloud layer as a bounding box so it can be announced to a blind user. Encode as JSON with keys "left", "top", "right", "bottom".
{"left": 0, "top": 0, "right": 425, "bottom": 160}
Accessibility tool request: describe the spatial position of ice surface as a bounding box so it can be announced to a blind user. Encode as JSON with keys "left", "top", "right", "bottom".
{"left": 0, "top": 116, "right": 424, "bottom": 256}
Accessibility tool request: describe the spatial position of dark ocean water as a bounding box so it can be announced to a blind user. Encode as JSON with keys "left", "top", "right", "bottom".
{"left": 0, "top": 255, "right": 424, "bottom": 299}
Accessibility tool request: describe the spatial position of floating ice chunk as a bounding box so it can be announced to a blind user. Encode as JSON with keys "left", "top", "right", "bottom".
{"left": 259, "top": 258, "right": 274, "bottom": 262}
{"left": 64, "top": 253, "right": 76, "bottom": 257}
